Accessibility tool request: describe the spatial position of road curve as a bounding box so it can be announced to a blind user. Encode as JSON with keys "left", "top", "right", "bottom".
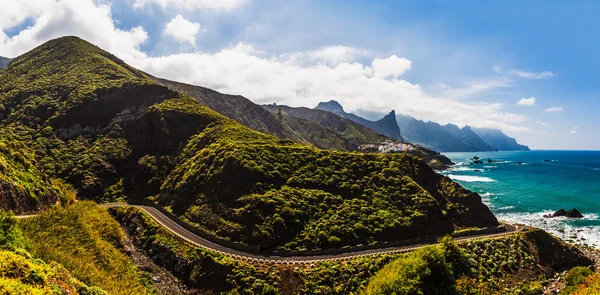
{"left": 96, "top": 203, "right": 522, "bottom": 265}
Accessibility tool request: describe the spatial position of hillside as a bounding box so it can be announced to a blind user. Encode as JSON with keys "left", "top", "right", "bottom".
{"left": 155, "top": 78, "right": 309, "bottom": 144}
{"left": 262, "top": 104, "right": 452, "bottom": 168}
{"left": 315, "top": 100, "right": 403, "bottom": 140}
{"left": 263, "top": 104, "right": 388, "bottom": 148}
{"left": 0, "top": 36, "right": 498, "bottom": 252}
{"left": 0, "top": 57, "right": 10, "bottom": 69}
{"left": 473, "top": 127, "right": 531, "bottom": 151}
{"left": 0, "top": 130, "right": 63, "bottom": 213}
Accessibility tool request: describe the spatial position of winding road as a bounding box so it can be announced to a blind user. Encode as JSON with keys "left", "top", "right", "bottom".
{"left": 21, "top": 203, "right": 523, "bottom": 265}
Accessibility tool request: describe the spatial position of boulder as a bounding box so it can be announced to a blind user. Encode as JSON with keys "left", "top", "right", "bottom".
{"left": 553, "top": 209, "right": 567, "bottom": 217}
{"left": 544, "top": 208, "right": 584, "bottom": 219}
{"left": 566, "top": 208, "right": 584, "bottom": 218}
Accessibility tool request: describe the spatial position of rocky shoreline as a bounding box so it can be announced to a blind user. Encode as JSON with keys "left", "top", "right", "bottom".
{"left": 544, "top": 244, "right": 600, "bottom": 294}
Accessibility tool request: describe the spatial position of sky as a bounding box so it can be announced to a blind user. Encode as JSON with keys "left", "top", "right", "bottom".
{"left": 1, "top": 0, "right": 598, "bottom": 150}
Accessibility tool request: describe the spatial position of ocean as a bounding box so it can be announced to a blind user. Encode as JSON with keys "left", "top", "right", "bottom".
{"left": 442, "top": 150, "right": 600, "bottom": 248}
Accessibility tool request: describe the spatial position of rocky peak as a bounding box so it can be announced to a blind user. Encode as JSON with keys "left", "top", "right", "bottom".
{"left": 315, "top": 100, "right": 345, "bottom": 113}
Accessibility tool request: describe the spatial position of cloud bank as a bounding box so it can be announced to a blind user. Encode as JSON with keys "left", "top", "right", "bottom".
{"left": 0, "top": 0, "right": 531, "bottom": 133}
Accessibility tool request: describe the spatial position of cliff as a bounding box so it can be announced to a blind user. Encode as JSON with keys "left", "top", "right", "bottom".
{"left": 473, "top": 127, "right": 531, "bottom": 151}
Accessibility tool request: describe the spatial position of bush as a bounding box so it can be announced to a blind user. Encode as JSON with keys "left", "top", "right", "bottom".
{"left": 0, "top": 211, "right": 29, "bottom": 250}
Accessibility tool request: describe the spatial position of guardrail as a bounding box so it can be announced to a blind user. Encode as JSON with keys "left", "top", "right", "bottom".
{"left": 101, "top": 203, "right": 520, "bottom": 265}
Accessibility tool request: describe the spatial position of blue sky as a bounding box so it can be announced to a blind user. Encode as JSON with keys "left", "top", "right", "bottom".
{"left": 1, "top": 0, "right": 599, "bottom": 149}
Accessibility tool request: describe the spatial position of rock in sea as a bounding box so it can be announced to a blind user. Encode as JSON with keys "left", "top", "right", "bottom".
{"left": 543, "top": 208, "right": 584, "bottom": 219}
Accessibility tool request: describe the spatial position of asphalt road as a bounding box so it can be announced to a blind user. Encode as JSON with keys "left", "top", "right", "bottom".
{"left": 97, "top": 203, "right": 522, "bottom": 265}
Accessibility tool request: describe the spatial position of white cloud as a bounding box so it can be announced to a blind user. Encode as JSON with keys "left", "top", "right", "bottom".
{"left": 0, "top": 0, "right": 148, "bottom": 61}
{"left": 133, "top": 0, "right": 246, "bottom": 11}
{"left": 535, "top": 121, "right": 548, "bottom": 126}
{"left": 0, "top": 0, "right": 530, "bottom": 134}
{"left": 544, "top": 107, "right": 563, "bottom": 112}
{"left": 371, "top": 55, "right": 412, "bottom": 79}
{"left": 570, "top": 130, "right": 578, "bottom": 134}
{"left": 494, "top": 65, "right": 554, "bottom": 79}
{"left": 517, "top": 97, "right": 536, "bottom": 106}
{"left": 440, "top": 79, "right": 511, "bottom": 99}
{"left": 280, "top": 46, "right": 367, "bottom": 67}
{"left": 163, "top": 15, "right": 203, "bottom": 47}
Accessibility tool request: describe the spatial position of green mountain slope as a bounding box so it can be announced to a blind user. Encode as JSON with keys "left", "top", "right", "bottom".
{"left": 155, "top": 78, "right": 309, "bottom": 144}
{"left": 0, "top": 36, "right": 498, "bottom": 252}
{"left": 263, "top": 104, "right": 388, "bottom": 148}
{"left": 262, "top": 104, "right": 453, "bottom": 168}
{"left": 0, "top": 130, "right": 62, "bottom": 213}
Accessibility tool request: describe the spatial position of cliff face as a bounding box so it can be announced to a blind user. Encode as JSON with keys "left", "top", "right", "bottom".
{"left": 473, "top": 128, "right": 530, "bottom": 151}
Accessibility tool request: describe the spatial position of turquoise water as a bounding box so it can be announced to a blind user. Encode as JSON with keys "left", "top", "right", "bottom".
{"left": 442, "top": 150, "right": 600, "bottom": 247}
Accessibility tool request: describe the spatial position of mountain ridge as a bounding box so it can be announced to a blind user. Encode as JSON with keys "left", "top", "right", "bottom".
{"left": 315, "top": 100, "right": 403, "bottom": 140}
{"left": 473, "top": 127, "right": 531, "bottom": 151}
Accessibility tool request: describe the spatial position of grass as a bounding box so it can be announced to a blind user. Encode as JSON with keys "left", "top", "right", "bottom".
{"left": 19, "top": 201, "right": 152, "bottom": 295}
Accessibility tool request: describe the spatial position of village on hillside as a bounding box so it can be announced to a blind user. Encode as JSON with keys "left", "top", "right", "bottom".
{"left": 359, "top": 140, "right": 416, "bottom": 154}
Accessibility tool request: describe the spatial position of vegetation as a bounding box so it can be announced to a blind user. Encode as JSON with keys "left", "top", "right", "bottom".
{"left": 0, "top": 36, "right": 497, "bottom": 252}
{"left": 262, "top": 104, "right": 388, "bottom": 149}
{"left": 362, "top": 232, "right": 587, "bottom": 295}
{"left": 161, "top": 129, "right": 497, "bottom": 250}
{"left": 19, "top": 202, "right": 152, "bottom": 295}
{"left": 111, "top": 205, "right": 592, "bottom": 295}
{"left": 0, "top": 209, "right": 107, "bottom": 294}
{"left": 0, "top": 129, "right": 61, "bottom": 213}
{"left": 560, "top": 266, "right": 593, "bottom": 294}
{"left": 111, "top": 206, "right": 280, "bottom": 294}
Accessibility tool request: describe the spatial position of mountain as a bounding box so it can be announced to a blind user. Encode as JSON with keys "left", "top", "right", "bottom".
{"left": 157, "top": 79, "right": 451, "bottom": 168}
{"left": 0, "top": 36, "right": 592, "bottom": 295}
{"left": 473, "top": 128, "right": 531, "bottom": 151}
{"left": 262, "top": 104, "right": 453, "bottom": 168}
{"left": 0, "top": 36, "right": 498, "bottom": 252}
{"left": 314, "top": 101, "right": 499, "bottom": 152}
{"left": 442, "top": 124, "right": 497, "bottom": 151}
{"left": 0, "top": 56, "right": 10, "bottom": 69}
{"left": 396, "top": 114, "right": 496, "bottom": 152}
{"left": 262, "top": 104, "right": 388, "bottom": 147}
{"left": 154, "top": 78, "right": 309, "bottom": 144}
{"left": 315, "top": 100, "right": 402, "bottom": 140}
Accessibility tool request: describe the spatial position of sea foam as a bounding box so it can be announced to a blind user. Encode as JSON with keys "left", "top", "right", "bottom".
{"left": 447, "top": 174, "right": 496, "bottom": 182}
{"left": 496, "top": 211, "right": 600, "bottom": 248}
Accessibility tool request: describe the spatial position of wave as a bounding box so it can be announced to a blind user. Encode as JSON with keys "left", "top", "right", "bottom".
{"left": 449, "top": 167, "right": 474, "bottom": 172}
{"left": 482, "top": 166, "right": 497, "bottom": 169}
{"left": 447, "top": 174, "right": 496, "bottom": 182}
{"left": 497, "top": 206, "right": 515, "bottom": 210}
{"left": 496, "top": 211, "right": 600, "bottom": 248}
